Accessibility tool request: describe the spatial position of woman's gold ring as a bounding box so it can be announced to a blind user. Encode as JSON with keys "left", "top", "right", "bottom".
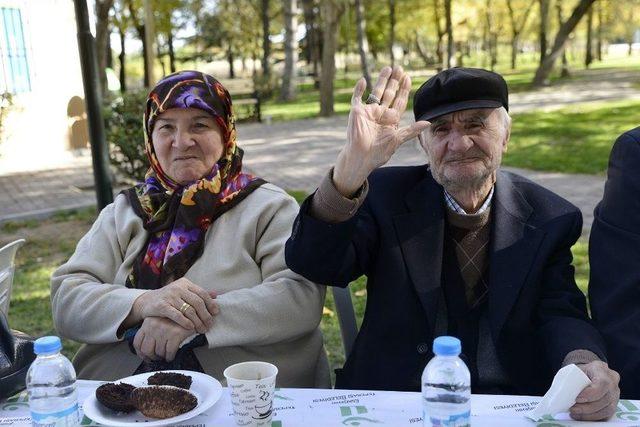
{"left": 179, "top": 302, "right": 191, "bottom": 314}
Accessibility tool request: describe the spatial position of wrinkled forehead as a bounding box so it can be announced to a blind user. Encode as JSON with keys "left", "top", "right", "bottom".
{"left": 430, "top": 107, "right": 498, "bottom": 126}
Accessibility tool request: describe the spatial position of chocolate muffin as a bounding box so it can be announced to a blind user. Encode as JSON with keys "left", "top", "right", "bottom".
{"left": 95, "top": 382, "right": 136, "bottom": 413}
{"left": 147, "top": 372, "right": 193, "bottom": 389}
{"left": 131, "top": 386, "right": 198, "bottom": 419}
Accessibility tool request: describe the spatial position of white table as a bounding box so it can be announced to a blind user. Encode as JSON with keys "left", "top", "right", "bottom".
{"left": 1, "top": 380, "right": 639, "bottom": 426}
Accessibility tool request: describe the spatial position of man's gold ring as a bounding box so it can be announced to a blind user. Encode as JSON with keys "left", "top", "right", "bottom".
{"left": 366, "top": 93, "right": 381, "bottom": 105}
{"left": 179, "top": 302, "right": 191, "bottom": 314}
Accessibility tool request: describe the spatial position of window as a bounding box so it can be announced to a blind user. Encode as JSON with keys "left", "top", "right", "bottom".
{"left": 0, "top": 7, "right": 31, "bottom": 94}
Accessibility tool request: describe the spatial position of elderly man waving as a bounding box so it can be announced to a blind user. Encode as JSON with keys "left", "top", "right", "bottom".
{"left": 286, "top": 66, "right": 620, "bottom": 421}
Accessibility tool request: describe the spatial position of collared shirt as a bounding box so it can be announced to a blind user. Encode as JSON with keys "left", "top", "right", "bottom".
{"left": 444, "top": 186, "right": 495, "bottom": 215}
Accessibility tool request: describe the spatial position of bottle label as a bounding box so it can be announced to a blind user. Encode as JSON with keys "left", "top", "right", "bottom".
{"left": 423, "top": 408, "right": 470, "bottom": 427}
{"left": 31, "top": 404, "right": 79, "bottom": 427}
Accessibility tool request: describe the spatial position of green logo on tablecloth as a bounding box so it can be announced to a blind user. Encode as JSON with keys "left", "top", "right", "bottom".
{"left": 80, "top": 414, "right": 101, "bottom": 426}
{"left": 617, "top": 400, "right": 640, "bottom": 421}
{"left": 1, "top": 392, "right": 28, "bottom": 411}
{"left": 339, "top": 405, "right": 382, "bottom": 425}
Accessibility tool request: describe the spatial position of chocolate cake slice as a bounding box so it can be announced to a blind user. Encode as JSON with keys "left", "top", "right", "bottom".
{"left": 95, "top": 382, "right": 136, "bottom": 413}
{"left": 131, "top": 385, "right": 198, "bottom": 419}
{"left": 147, "top": 371, "right": 193, "bottom": 389}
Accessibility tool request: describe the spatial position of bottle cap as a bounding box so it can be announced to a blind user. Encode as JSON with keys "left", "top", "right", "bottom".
{"left": 433, "top": 336, "right": 461, "bottom": 356}
{"left": 34, "top": 336, "right": 62, "bottom": 354}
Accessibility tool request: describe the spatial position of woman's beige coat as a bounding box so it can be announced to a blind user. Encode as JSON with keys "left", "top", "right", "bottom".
{"left": 51, "top": 183, "right": 330, "bottom": 387}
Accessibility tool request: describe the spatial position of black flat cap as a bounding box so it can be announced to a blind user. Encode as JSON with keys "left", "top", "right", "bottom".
{"left": 413, "top": 67, "right": 508, "bottom": 122}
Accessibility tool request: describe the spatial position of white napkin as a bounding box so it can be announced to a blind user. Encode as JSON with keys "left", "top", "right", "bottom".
{"left": 527, "top": 364, "right": 592, "bottom": 422}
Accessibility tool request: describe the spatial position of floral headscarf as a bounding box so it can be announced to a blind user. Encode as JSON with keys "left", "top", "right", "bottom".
{"left": 124, "top": 70, "right": 265, "bottom": 290}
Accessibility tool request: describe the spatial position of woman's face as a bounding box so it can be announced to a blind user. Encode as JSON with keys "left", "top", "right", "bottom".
{"left": 151, "top": 108, "right": 225, "bottom": 185}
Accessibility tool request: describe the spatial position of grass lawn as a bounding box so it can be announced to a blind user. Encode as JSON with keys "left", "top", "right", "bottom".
{"left": 2, "top": 200, "right": 591, "bottom": 381}
{"left": 506, "top": 99, "right": 640, "bottom": 174}
{"left": 262, "top": 54, "right": 640, "bottom": 122}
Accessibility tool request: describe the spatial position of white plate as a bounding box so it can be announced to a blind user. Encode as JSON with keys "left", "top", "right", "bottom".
{"left": 82, "top": 370, "right": 223, "bottom": 427}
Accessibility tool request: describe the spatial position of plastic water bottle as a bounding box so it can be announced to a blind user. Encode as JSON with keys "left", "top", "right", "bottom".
{"left": 422, "top": 336, "right": 471, "bottom": 427}
{"left": 26, "top": 336, "right": 80, "bottom": 427}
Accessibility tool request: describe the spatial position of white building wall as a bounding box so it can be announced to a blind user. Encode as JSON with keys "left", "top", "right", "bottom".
{"left": 0, "top": 0, "right": 86, "bottom": 173}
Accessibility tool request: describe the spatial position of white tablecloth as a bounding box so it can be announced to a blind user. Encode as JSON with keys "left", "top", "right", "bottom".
{"left": 2, "top": 380, "right": 640, "bottom": 426}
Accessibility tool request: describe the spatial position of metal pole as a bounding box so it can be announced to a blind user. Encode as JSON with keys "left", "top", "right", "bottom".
{"left": 73, "top": 0, "right": 113, "bottom": 210}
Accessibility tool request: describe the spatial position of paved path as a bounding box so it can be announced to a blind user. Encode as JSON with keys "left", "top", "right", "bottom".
{"left": 3, "top": 70, "right": 636, "bottom": 232}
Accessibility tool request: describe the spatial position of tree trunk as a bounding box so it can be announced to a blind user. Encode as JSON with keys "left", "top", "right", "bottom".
{"left": 511, "top": 36, "right": 518, "bottom": 69}
{"left": 539, "top": 0, "right": 549, "bottom": 63}
{"left": 168, "top": 31, "right": 176, "bottom": 73}
{"left": 319, "top": 0, "right": 342, "bottom": 116}
{"left": 484, "top": 0, "right": 498, "bottom": 71}
{"left": 95, "top": 0, "right": 115, "bottom": 97}
{"left": 506, "top": 0, "right": 534, "bottom": 70}
{"left": 596, "top": 0, "right": 603, "bottom": 61}
{"left": 106, "top": 33, "right": 113, "bottom": 69}
{"left": 227, "top": 45, "right": 235, "bottom": 78}
{"left": 627, "top": 8, "right": 635, "bottom": 56}
{"left": 585, "top": 4, "right": 593, "bottom": 68}
{"left": 261, "top": 0, "right": 271, "bottom": 78}
{"left": 301, "top": 0, "right": 321, "bottom": 88}
{"left": 281, "top": 0, "right": 298, "bottom": 100}
{"left": 388, "top": 0, "right": 396, "bottom": 66}
{"left": 444, "top": 0, "right": 453, "bottom": 68}
{"left": 532, "top": 0, "right": 596, "bottom": 87}
{"left": 143, "top": 0, "right": 156, "bottom": 87}
{"left": 415, "top": 31, "right": 432, "bottom": 67}
{"left": 355, "top": 0, "right": 372, "bottom": 90}
{"left": 141, "top": 25, "right": 150, "bottom": 87}
{"left": 433, "top": 0, "right": 445, "bottom": 71}
{"left": 126, "top": 0, "right": 150, "bottom": 87}
{"left": 118, "top": 25, "right": 126, "bottom": 93}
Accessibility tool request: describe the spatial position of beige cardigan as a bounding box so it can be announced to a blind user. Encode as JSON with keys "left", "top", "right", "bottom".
{"left": 51, "top": 183, "right": 330, "bottom": 388}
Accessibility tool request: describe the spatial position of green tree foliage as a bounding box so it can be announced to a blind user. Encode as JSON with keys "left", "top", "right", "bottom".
{"left": 104, "top": 91, "right": 149, "bottom": 181}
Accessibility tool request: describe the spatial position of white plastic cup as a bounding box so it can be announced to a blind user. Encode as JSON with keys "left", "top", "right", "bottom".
{"left": 223, "top": 361, "right": 278, "bottom": 426}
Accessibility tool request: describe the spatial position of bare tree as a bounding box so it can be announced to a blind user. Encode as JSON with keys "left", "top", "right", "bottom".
{"left": 585, "top": 2, "right": 594, "bottom": 68}
{"left": 280, "top": 0, "right": 298, "bottom": 100}
{"left": 319, "top": 0, "right": 344, "bottom": 116}
{"left": 506, "top": 0, "right": 534, "bottom": 69}
{"left": 96, "top": 0, "right": 115, "bottom": 96}
{"left": 532, "top": 0, "right": 596, "bottom": 86}
{"left": 444, "top": 0, "right": 453, "bottom": 68}
{"left": 355, "top": 0, "right": 372, "bottom": 90}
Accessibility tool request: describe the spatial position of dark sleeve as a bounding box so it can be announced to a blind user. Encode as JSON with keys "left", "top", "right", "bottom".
{"left": 285, "top": 193, "right": 379, "bottom": 288}
{"left": 537, "top": 210, "right": 607, "bottom": 372}
{"left": 589, "top": 129, "right": 640, "bottom": 399}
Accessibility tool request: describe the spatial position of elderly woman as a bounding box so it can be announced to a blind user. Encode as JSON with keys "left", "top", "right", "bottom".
{"left": 51, "top": 71, "right": 330, "bottom": 387}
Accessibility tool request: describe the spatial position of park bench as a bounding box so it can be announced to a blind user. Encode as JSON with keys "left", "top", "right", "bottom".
{"left": 219, "top": 78, "right": 262, "bottom": 122}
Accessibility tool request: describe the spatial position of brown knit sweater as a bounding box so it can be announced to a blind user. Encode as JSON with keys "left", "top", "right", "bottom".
{"left": 446, "top": 207, "right": 492, "bottom": 309}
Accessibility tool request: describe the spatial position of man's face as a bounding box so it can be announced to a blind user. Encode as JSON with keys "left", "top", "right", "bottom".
{"left": 419, "top": 108, "right": 510, "bottom": 192}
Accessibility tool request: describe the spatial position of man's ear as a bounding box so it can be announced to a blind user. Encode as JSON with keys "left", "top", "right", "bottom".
{"left": 418, "top": 132, "right": 427, "bottom": 151}
{"left": 502, "top": 125, "right": 511, "bottom": 153}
